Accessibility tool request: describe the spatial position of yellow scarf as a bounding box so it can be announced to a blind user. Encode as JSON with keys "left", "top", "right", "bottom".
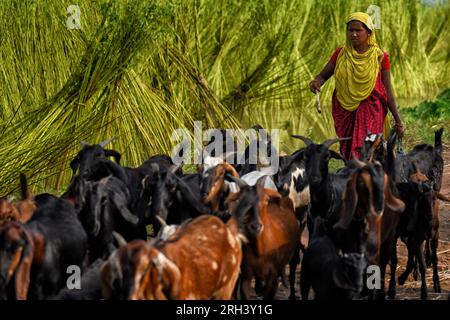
{"left": 334, "top": 12, "right": 384, "bottom": 112}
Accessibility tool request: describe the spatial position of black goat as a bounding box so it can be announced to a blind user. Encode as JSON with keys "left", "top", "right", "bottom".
{"left": 66, "top": 175, "right": 139, "bottom": 263}
{"left": 70, "top": 139, "right": 121, "bottom": 180}
{"left": 274, "top": 149, "right": 310, "bottom": 248}
{"left": 290, "top": 135, "right": 354, "bottom": 240}
{"left": 67, "top": 142, "right": 176, "bottom": 240}
{"left": 394, "top": 128, "right": 444, "bottom": 189}
{"left": 52, "top": 258, "right": 104, "bottom": 300}
{"left": 0, "top": 194, "right": 88, "bottom": 299}
{"left": 148, "top": 167, "right": 210, "bottom": 234}
{"left": 300, "top": 217, "right": 366, "bottom": 300}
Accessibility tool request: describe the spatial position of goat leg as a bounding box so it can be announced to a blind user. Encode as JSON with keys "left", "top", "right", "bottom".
{"left": 254, "top": 277, "right": 265, "bottom": 295}
{"left": 239, "top": 274, "right": 253, "bottom": 300}
{"left": 289, "top": 246, "right": 300, "bottom": 300}
{"left": 263, "top": 272, "right": 278, "bottom": 300}
{"left": 430, "top": 237, "right": 441, "bottom": 293}
{"left": 398, "top": 240, "right": 415, "bottom": 285}
{"left": 413, "top": 257, "right": 419, "bottom": 281}
{"left": 425, "top": 239, "right": 432, "bottom": 268}
{"left": 300, "top": 267, "right": 311, "bottom": 300}
{"left": 388, "top": 240, "right": 398, "bottom": 299}
{"left": 417, "top": 242, "right": 428, "bottom": 300}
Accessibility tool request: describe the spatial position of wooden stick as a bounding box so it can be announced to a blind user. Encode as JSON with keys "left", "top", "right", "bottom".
{"left": 316, "top": 92, "right": 322, "bottom": 114}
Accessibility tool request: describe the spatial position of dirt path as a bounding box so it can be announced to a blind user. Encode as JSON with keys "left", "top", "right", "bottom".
{"left": 252, "top": 146, "right": 450, "bottom": 300}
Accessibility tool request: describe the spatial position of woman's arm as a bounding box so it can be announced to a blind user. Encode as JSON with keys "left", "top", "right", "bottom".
{"left": 381, "top": 69, "right": 405, "bottom": 136}
{"left": 309, "top": 62, "right": 335, "bottom": 93}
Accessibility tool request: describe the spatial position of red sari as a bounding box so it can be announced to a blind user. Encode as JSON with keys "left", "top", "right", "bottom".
{"left": 329, "top": 48, "right": 390, "bottom": 160}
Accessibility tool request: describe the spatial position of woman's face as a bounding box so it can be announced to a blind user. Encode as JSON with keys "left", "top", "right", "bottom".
{"left": 347, "top": 21, "right": 370, "bottom": 48}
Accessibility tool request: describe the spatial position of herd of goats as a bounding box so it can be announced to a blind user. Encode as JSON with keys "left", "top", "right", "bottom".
{"left": 0, "top": 126, "right": 448, "bottom": 300}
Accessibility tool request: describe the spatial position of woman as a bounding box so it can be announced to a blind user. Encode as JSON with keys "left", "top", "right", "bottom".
{"left": 309, "top": 12, "right": 404, "bottom": 160}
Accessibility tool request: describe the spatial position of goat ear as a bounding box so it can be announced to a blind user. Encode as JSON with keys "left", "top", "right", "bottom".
{"left": 330, "top": 150, "right": 346, "bottom": 162}
{"left": 384, "top": 178, "right": 405, "bottom": 213}
{"left": 104, "top": 149, "right": 121, "bottom": 164}
{"left": 223, "top": 163, "right": 239, "bottom": 178}
{"left": 264, "top": 188, "right": 281, "bottom": 198}
{"left": 31, "top": 232, "right": 45, "bottom": 265}
{"left": 87, "top": 186, "right": 101, "bottom": 237}
{"left": 70, "top": 157, "right": 79, "bottom": 176}
{"left": 111, "top": 192, "right": 139, "bottom": 224}
{"left": 263, "top": 188, "right": 282, "bottom": 205}
{"left": 15, "top": 229, "right": 36, "bottom": 300}
{"left": 333, "top": 173, "right": 359, "bottom": 231}
{"left": 19, "top": 174, "right": 32, "bottom": 200}
{"left": 282, "top": 150, "right": 305, "bottom": 172}
{"left": 101, "top": 252, "right": 123, "bottom": 299}
{"left": 175, "top": 178, "right": 210, "bottom": 214}
{"left": 224, "top": 191, "right": 241, "bottom": 205}
{"left": 151, "top": 248, "right": 181, "bottom": 299}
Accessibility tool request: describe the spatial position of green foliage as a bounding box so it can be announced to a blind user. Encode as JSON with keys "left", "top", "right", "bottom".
{"left": 401, "top": 88, "right": 450, "bottom": 148}
{"left": 402, "top": 88, "right": 450, "bottom": 121}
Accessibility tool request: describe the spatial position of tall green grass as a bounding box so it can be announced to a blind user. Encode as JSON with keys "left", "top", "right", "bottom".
{"left": 0, "top": 0, "right": 449, "bottom": 194}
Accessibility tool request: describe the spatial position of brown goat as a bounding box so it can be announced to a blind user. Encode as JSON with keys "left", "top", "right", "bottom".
{"left": 101, "top": 214, "right": 250, "bottom": 300}
{"left": 0, "top": 175, "right": 36, "bottom": 224}
{"left": 201, "top": 162, "right": 240, "bottom": 213}
{"left": 236, "top": 177, "right": 300, "bottom": 300}
{"left": 332, "top": 159, "right": 405, "bottom": 300}
{"left": 335, "top": 160, "right": 405, "bottom": 262}
{"left": 0, "top": 222, "right": 36, "bottom": 300}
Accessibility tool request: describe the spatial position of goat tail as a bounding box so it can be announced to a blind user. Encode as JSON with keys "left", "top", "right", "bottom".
{"left": 435, "top": 127, "right": 444, "bottom": 154}
{"left": 19, "top": 174, "right": 32, "bottom": 200}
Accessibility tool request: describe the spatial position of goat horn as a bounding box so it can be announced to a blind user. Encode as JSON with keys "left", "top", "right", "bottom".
{"left": 227, "top": 175, "right": 248, "bottom": 189}
{"left": 322, "top": 137, "right": 351, "bottom": 149}
{"left": 223, "top": 151, "right": 237, "bottom": 163}
{"left": 170, "top": 163, "right": 182, "bottom": 174}
{"left": 291, "top": 135, "right": 313, "bottom": 146}
{"left": 155, "top": 215, "right": 168, "bottom": 228}
{"left": 98, "top": 137, "right": 115, "bottom": 148}
{"left": 352, "top": 153, "right": 366, "bottom": 168}
{"left": 112, "top": 231, "right": 127, "bottom": 248}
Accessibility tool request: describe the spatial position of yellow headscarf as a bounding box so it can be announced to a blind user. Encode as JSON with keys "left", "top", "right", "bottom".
{"left": 334, "top": 12, "right": 384, "bottom": 112}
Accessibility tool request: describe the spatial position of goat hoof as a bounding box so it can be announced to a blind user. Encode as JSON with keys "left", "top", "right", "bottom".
{"left": 376, "top": 290, "right": 386, "bottom": 301}
{"left": 254, "top": 279, "right": 265, "bottom": 295}
{"left": 421, "top": 292, "right": 428, "bottom": 300}
{"left": 433, "top": 283, "right": 441, "bottom": 293}
{"left": 387, "top": 289, "right": 396, "bottom": 300}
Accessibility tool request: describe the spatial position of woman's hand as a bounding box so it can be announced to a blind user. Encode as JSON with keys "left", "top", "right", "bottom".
{"left": 309, "top": 79, "right": 322, "bottom": 93}
{"left": 395, "top": 122, "right": 405, "bottom": 138}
